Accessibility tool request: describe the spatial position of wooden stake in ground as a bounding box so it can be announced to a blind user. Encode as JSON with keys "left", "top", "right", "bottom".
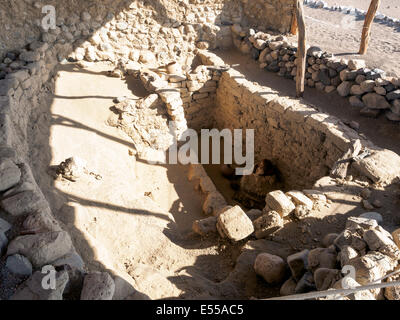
{"left": 296, "top": 0, "right": 306, "bottom": 98}
{"left": 291, "top": 8, "right": 298, "bottom": 35}
{"left": 359, "top": 0, "right": 381, "bottom": 55}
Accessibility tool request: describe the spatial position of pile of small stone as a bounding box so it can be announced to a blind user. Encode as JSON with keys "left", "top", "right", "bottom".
{"left": 253, "top": 214, "right": 400, "bottom": 300}
{"left": 231, "top": 26, "right": 400, "bottom": 122}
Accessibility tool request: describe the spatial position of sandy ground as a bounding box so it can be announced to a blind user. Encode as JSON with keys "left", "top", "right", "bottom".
{"left": 299, "top": 3, "right": 400, "bottom": 76}
{"left": 322, "top": 0, "right": 400, "bottom": 18}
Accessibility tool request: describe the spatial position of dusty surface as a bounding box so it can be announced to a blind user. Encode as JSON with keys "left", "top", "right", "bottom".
{"left": 298, "top": 3, "right": 400, "bottom": 76}
{"left": 26, "top": 62, "right": 245, "bottom": 299}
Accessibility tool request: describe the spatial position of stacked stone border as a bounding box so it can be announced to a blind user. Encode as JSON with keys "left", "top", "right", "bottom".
{"left": 231, "top": 25, "right": 400, "bottom": 123}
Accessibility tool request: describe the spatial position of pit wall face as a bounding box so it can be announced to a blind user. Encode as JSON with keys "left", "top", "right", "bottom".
{"left": 231, "top": 27, "right": 400, "bottom": 122}
{"left": 196, "top": 50, "right": 374, "bottom": 189}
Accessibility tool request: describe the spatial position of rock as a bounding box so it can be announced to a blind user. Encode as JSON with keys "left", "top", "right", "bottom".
{"left": 386, "top": 111, "right": 400, "bottom": 122}
{"left": 387, "top": 89, "right": 400, "bottom": 101}
{"left": 333, "top": 277, "right": 376, "bottom": 300}
{"left": 307, "top": 46, "right": 322, "bottom": 56}
{"left": 362, "top": 200, "right": 374, "bottom": 210}
{"left": 360, "top": 188, "right": 372, "bottom": 199}
{"left": 363, "top": 228, "right": 400, "bottom": 259}
{"left": 348, "top": 59, "right": 366, "bottom": 70}
{"left": 57, "top": 157, "right": 86, "bottom": 181}
{"left": 5, "top": 254, "right": 33, "bottom": 277}
{"left": 254, "top": 253, "right": 286, "bottom": 284}
{"left": 7, "top": 231, "right": 73, "bottom": 268}
{"left": 349, "top": 251, "right": 397, "bottom": 286}
{"left": 295, "top": 271, "right": 315, "bottom": 293}
{"left": 322, "top": 233, "right": 338, "bottom": 248}
{"left": 287, "top": 249, "right": 309, "bottom": 281}
{"left": 0, "top": 217, "right": 11, "bottom": 233}
{"left": 0, "top": 159, "right": 21, "bottom": 192}
{"left": 11, "top": 267, "right": 69, "bottom": 300}
{"left": 372, "top": 200, "right": 382, "bottom": 208}
{"left": 0, "top": 231, "right": 8, "bottom": 254}
{"left": 22, "top": 209, "right": 62, "bottom": 233}
{"left": 199, "top": 176, "right": 217, "bottom": 194}
{"left": 253, "top": 211, "right": 283, "bottom": 239}
{"left": 392, "top": 229, "right": 400, "bottom": 249}
{"left": 265, "top": 190, "right": 295, "bottom": 217}
{"left": 285, "top": 191, "right": 313, "bottom": 210}
{"left": 338, "top": 245, "right": 359, "bottom": 267}
{"left": 346, "top": 216, "right": 377, "bottom": 230}
{"left": 303, "top": 189, "right": 326, "bottom": 202}
{"left": 19, "top": 51, "right": 40, "bottom": 63}
{"left": 246, "top": 209, "right": 263, "bottom": 221}
{"left": 80, "top": 272, "right": 115, "bottom": 300}
{"left": 293, "top": 205, "right": 311, "bottom": 219}
{"left": 202, "top": 192, "right": 227, "bottom": 216}
{"left": 359, "top": 212, "right": 383, "bottom": 224}
{"left": 280, "top": 277, "right": 297, "bottom": 296}
{"left": 360, "top": 80, "right": 375, "bottom": 93}
{"left": 308, "top": 247, "right": 337, "bottom": 272}
{"left": 217, "top": 205, "right": 254, "bottom": 241}
{"left": 349, "top": 96, "right": 364, "bottom": 107}
{"left": 1, "top": 190, "right": 48, "bottom": 216}
{"left": 337, "top": 81, "right": 352, "bottom": 97}
{"left": 52, "top": 252, "right": 85, "bottom": 272}
{"left": 391, "top": 99, "right": 400, "bottom": 115}
{"left": 374, "top": 86, "right": 386, "bottom": 95}
{"left": 113, "top": 272, "right": 151, "bottom": 300}
{"left": 192, "top": 216, "right": 217, "bottom": 236}
{"left": 352, "top": 149, "right": 400, "bottom": 185}
{"left": 362, "top": 93, "right": 390, "bottom": 109}
{"left": 334, "top": 229, "right": 367, "bottom": 254}
{"left": 384, "top": 269, "right": 400, "bottom": 300}
{"left": 340, "top": 70, "right": 357, "bottom": 82}
{"left": 314, "top": 268, "right": 341, "bottom": 291}
{"left": 196, "top": 41, "right": 209, "bottom": 50}
{"left": 350, "top": 85, "right": 364, "bottom": 96}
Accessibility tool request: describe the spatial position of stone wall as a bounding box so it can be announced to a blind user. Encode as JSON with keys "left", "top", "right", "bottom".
{"left": 240, "top": 0, "right": 295, "bottom": 33}
{"left": 231, "top": 26, "right": 400, "bottom": 123}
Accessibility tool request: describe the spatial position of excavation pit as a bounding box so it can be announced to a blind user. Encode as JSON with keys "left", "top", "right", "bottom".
{"left": 1, "top": 0, "right": 400, "bottom": 301}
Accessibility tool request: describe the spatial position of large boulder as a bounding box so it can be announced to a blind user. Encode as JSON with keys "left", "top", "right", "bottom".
{"left": 352, "top": 149, "right": 400, "bottom": 185}
{"left": 254, "top": 253, "right": 286, "bottom": 284}
{"left": 217, "top": 206, "right": 254, "bottom": 241}
{"left": 11, "top": 268, "right": 69, "bottom": 300}
{"left": 80, "top": 272, "right": 115, "bottom": 300}
{"left": 7, "top": 231, "right": 73, "bottom": 268}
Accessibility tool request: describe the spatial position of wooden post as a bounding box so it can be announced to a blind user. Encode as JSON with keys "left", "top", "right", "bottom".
{"left": 296, "top": 0, "right": 306, "bottom": 98}
{"left": 359, "top": 0, "right": 381, "bottom": 55}
{"left": 291, "top": 8, "right": 298, "bottom": 35}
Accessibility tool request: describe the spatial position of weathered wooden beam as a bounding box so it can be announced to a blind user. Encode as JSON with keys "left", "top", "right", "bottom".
{"left": 291, "top": 7, "right": 298, "bottom": 35}
{"left": 295, "top": 0, "right": 306, "bottom": 98}
{"left": 359, "top": 0, "right": 381, "bottom": 55}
